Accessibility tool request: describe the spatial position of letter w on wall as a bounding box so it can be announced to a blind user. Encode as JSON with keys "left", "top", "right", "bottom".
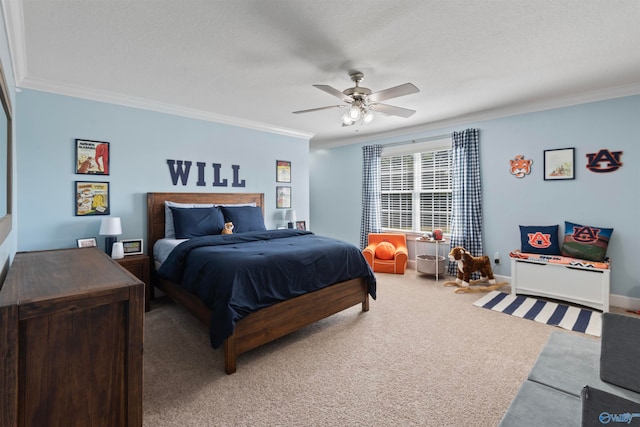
{"left": 167, "top": 160, "right": 192, "bottom": 185}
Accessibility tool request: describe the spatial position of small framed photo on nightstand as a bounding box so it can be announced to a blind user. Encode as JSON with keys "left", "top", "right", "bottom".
{"left": 121, "top": 239, "right": 143, "bottom": 256}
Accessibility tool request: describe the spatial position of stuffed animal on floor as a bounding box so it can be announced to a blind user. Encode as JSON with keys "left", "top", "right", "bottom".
{"left": 221, "top": 222, "right": 234, "bottom": 235}
{"left": 443, "top": 246, "right": 508, "bottom": 293}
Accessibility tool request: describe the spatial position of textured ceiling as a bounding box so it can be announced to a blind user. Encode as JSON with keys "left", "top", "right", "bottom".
{"left": 4, "top": 0, "right": 640, "bottom": 148}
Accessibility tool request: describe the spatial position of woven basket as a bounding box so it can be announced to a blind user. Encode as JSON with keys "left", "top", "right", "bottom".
{"left": 417, "top": 254, "right": 446, "bottom": 276}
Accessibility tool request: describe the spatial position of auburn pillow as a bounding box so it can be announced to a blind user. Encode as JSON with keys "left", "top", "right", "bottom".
{"left": 519, "top": 225, "right": 560, "bottom": 255}
{"left": 561, "top": 221, "right": 613, "bottom": 262}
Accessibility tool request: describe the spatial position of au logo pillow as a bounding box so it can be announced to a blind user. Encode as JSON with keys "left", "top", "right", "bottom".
{"left": 561, "top": 221, "right": 613, "bottom": 262}
{"left": 519, "top": 225, "right": 560, "bottom": 255}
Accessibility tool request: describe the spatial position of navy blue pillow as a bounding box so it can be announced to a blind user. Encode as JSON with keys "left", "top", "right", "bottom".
{"left": 519, "top": 225, "right": 561, "bottom": 255}
{"left": 170, "top": 206, "right": 225, "bottom": 238}
{"left": 220, "top": 206, "right": 266, "bottom": 233}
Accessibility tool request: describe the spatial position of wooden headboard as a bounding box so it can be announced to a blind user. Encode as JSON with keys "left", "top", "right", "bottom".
{"left": 146, "top": 192, "right": 264, "bottom": 261}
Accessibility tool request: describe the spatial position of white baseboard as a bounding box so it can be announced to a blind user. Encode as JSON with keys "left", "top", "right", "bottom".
{"left": 610, "top": 294, "right": 640, "bottom": 311}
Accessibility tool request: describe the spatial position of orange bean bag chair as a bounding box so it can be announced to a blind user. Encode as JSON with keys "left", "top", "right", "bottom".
{"left": 362, "top": 233, "right": 408, "bottom": 274}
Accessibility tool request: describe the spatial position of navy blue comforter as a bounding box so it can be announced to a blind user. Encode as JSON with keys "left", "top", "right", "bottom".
{"left": 158, "top": 229, "right": 376, "bottom": 348}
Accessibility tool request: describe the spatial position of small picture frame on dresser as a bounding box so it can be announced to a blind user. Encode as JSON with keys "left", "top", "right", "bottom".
{"left": 121, "top": 239, "right": 143, "bottom": 256}
{"left": 77, "top": 237, "right": 97, "bottom": 248}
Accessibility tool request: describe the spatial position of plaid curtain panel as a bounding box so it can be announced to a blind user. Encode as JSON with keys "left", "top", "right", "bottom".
{"left": 360, "top": 145, "right": 382, "bottom": 249}
{"left": 447, "top": 129, "right": 484, "bottom": 276}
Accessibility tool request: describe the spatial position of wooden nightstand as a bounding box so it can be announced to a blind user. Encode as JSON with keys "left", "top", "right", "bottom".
{"left": 116, "top": 254, "right": 151, "bottom": 312}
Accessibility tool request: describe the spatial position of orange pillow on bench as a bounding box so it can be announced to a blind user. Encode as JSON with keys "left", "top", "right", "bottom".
{"left": 375, "top": 241, "right": 396, "bottom": 260}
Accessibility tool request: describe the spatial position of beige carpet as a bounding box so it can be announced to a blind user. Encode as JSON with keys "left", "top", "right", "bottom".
{"left": 142, "top": 269, "right": 598, "bottom": 426}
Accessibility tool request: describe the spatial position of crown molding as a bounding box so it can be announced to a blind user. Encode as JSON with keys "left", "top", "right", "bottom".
{"left": 18, "top": 76, "right": 314, "bottom": 140}
{"left": 2, "top": 0, "right": 311, "bottom": 140}
{"left": 2, "top": 0, "right": 27, "bottom": 85}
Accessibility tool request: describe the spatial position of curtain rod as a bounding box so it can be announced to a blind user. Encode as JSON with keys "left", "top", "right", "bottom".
{"left": 381, "top": 133, "right": 450, "bottom": 148}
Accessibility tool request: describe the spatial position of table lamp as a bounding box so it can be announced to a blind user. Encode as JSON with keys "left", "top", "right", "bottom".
{"left": 99, "top": 217, "right": 122, "bottom": 256}
{"left": 285, "top": 209, "right": 296, "bottom": 229}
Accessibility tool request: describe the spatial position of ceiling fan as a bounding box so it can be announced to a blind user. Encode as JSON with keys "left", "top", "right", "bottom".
{"left": 293, "top": 71, "right": 419, "bottom": 126}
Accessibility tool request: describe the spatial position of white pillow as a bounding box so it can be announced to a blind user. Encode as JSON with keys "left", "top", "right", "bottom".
{"left": 163, "top": 201, "right": 257, "bottom": 238}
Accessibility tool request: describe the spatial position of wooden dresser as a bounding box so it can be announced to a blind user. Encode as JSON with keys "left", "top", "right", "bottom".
{"left": 0, "top": 247, "right": 144, "bottom": 427}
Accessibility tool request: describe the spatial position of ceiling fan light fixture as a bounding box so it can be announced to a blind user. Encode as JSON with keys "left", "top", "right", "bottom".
{"left": 348, "top": 104, "right": 361, "bottom": 120}
{"left": 342, "top": 113, "right": 354, "bottom": 125}
{"left": 293, "top": 71, "right": 419, "bottom": 128}
{"left": 363, "top": 110, "right": 374, "bottom": 123}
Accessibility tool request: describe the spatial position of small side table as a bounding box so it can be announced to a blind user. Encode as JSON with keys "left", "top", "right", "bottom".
{"left": 116, "top": 254, "right": 151, "bottom": 311}
{"left": 416, "top": 238, "right": 446, "bottom": 281}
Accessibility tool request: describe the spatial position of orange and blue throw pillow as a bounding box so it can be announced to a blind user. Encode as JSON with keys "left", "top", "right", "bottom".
{"left": 561, "top": 221, "right": 613, "bottom": 262}
{"left": 519, "top": 225, "right": 560, "bottom": 255}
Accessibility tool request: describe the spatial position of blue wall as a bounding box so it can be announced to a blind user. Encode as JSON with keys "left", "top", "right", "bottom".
{"left": 16, "top": 89, "right": 309, "bottom": 253}
{"left": 310, "top": 95, "right": 640, "bottom": 300}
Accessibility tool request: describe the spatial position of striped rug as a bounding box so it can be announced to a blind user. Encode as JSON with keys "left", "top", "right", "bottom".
{"left": 474, "top": 291, "right": 602, "bottom": 337}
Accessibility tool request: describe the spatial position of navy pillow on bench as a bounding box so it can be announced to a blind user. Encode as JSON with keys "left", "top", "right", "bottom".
{"left": 519, "top": 225, "right": 560, "bottom": 255}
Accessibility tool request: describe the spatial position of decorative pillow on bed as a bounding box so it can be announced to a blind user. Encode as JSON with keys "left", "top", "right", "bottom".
{"left": 170, "top": 206, "right": 226, "bottom": 238}
{"left": 561, "top": 220, "right": 613, "bottom": 262}
{"left": 220, "top": 206, "right": 266, "bottom": 233}
{"left": 164, "top": 201, "right": 214, "bottom": 238}
{"left": 519, "top": 225, "right": 560, "bottom": 255}
{"left": 375, "top": 241, "right": 396, "bottom": 260}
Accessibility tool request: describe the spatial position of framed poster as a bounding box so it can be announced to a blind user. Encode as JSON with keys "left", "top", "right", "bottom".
{"left": 76, "top": 139, "right": 110, "bottom": 175}
{"left": 75, "top": 181, "right": 110, "bottom": 216}
{"left": 121, "top": 239, "right": 143, "bottom": 255}
{"left": 276, "top": 160, "right": 291, "bottom": 183}
{"left": 276, "top": 186, "right": 291, "bottom": 209}
{"left": 544, "top": 148, "right": 575, "bottom": 180}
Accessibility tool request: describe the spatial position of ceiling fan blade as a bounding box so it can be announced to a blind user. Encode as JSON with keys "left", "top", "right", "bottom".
{"left": 370, "top": 103, "right": 416, "bottom": 118}
{"left": 368, "top": 83, "right": 419, "bottom": 102}
{"left": 292, "top": 105, "right": 345, "bottom": 114}
{"left": 313, "top": 84, "right": 354, "bottom": 102}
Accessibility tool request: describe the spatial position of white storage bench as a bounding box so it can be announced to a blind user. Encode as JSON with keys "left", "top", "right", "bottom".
{"left": 510, "top": 252, "right": 610, "bottom": 312}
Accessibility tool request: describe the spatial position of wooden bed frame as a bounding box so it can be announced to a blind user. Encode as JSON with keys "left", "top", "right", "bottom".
{"left": 147, "top": 192, "right": 370, "bottom": 374}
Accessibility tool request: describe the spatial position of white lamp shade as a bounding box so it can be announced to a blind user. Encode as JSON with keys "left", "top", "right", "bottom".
{"left": 99, "top": 217, "right": 122, "bottom": 236}
{"left": 285, "top": 210, "right": 297, "bottom": 223}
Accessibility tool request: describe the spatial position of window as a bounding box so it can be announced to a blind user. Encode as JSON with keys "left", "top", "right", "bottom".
{"left": 380, "top": 139, "right": 452, "bottom": 233}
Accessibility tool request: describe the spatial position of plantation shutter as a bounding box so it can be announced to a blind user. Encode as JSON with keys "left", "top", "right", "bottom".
{"left": 380, "top": 139, "right": 452, "bottom": 233}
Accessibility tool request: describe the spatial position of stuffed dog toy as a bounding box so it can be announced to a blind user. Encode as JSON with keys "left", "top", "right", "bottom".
{"left": 221, "top": 222, "right": 234, "bottom": 235}
{"left": 443, "top": 246, "right": 507, "bottom": 293}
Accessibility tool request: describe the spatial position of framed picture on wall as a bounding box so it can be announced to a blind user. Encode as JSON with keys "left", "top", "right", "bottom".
{"left": 276, "top": 186, "right": 291, "bottom": 209}
{"left": 276, "top": 160, "right": 291, "bottom": 183}
{"left": 544, "top": 148, "right": 575, "bottom": 180}
{"left": 75, "top": 139, "right": 110, "bottom": 175}
{"left": 75, "top": 181, "right": 110, "bottom": 216}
